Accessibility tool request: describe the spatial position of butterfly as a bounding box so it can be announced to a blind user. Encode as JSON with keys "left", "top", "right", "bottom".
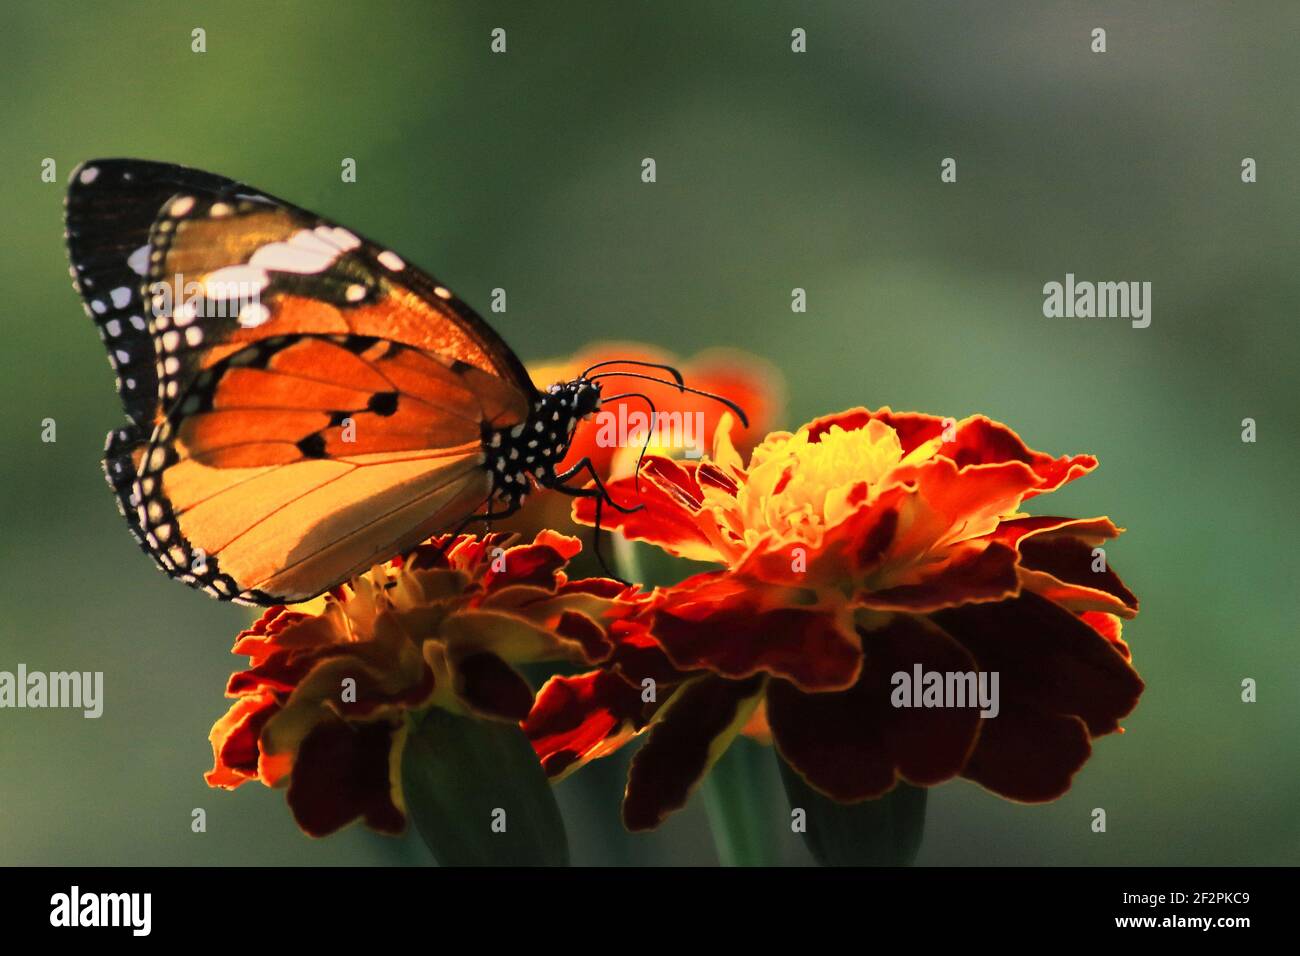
{"left": 65, "top": 159, "right": 745, "bottom": 606}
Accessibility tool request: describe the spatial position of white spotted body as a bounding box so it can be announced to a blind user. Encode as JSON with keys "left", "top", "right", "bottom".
{"left": 482, "top": 379, "right": 602, "bottom": 505}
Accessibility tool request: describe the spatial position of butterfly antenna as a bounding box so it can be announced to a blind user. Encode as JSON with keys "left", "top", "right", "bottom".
{"left": 580, "top": 359, "right": 685, "bottom": 387}
{"left": 601, "top": 391, "right": 659, "bottom": 493}
{"left": 588, "top": 372, "right": 749, "bottom": 428}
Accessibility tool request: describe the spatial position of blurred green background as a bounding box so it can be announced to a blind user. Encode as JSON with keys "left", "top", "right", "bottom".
{"left": 1, "top": 0, "right": 1296, "bottom": 866}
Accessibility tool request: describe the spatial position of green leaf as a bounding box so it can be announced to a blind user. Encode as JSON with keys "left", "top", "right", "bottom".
{"left": 401, "top": 707, "right": 569, "bottom": 866}
{"left": 701, "top": 736, "right": 783, "bottom": 866}
{"left": 778, "top": 755, "right": 926, "bottom": 866}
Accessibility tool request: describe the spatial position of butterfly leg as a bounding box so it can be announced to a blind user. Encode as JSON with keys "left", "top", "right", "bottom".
{"left": 549, "top": 483, "right": 630, "bottom": 584}
{"left": 550, "top": 457, "right": 644, "bottom": 514}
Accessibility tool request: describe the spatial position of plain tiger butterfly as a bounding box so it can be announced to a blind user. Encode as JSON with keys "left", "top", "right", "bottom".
{"left": 64, "top": 159, "right": 746, "bottom": 606}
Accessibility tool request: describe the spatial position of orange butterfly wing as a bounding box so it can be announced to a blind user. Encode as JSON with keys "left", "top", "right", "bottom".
{"left": 67, "top": 160, "right": 534, "bottom": 604}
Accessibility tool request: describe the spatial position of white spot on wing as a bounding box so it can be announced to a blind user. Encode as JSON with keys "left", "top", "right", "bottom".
{"left": 127, "top": 245, "right": 151, "bottom": 277}
{"left": 316, "top": 226, "right": 361, "bottom": 251}
{"left": 377, "top": 250, "right": 405, "bottom": 271}
{"left": 239, "top": 302, "right": 271, "bottom": 327}
{"left": 174, "top": 300, "right": 199, "bottom": 326}
{"left": 78, "top": 166, "right": 99, "bottom": 184}
{"left": 203, "top": 265, "right": 270, "bottom": 297}
{"left": 248, "top": 229, "right": 350, "bottom": 275}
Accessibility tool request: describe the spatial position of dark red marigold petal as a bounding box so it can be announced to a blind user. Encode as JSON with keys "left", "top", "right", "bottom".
{"left": 481, "top": 534, "right": 577, "bottom": 591}
{"left": 931, "top": 591, "right": 1143, "bottom": 801}
{"left": 767, "top": 614, "right": 982, "bottom": 801}
{"left": 651, "top": 574, "right": 861, "bottom": 691}
{"left": 217, "top": 698, "right": 277, "bottom": 778}
{"left": 623, "top": 675, "right": 765, "bottom": 831}
{"left": 523, "top": 669, "right": 650, "bottom": 778}
{"left": 1080, "top": 611, "right": 1130, "bottom": 658}
{"left": 556, "top": 609, "right": 614, "bottom": 662}
{"left": 556, "top": 577, "right": 633, "bottom": 600}
{"left": 231, "top": 610, "right": 333, "bottom": 661}
{"left": 286, "top": 716, "right": 405, "bottom": 837}
{"left": 454, "top": 652, "right": 535, "bottom": 721}
{"left": 206, "top": 693, "right": 280, "bottom": 788}
{"left": 986, "top": 515, "right": 1121, "bottom": 550}
{"left": 934, "top": 591, "right": 1143, "bottom": 737}
{"left": 225, "top": 644, "right": 344, "bottom": 696}
{"left": 1018, "top": 534, "right": 1139, "bottom": 612}
{"left": 860, "top": 541, "right": 1020, "bottom": 612}
{"left": 959, "top": 709, "right": 1093, "bottom": 803}
{"left": 946, "top": 417, "right": 1097, "bottom": 495}
{"left": 606, "top": 620, "right": 686, "bottom": 687}
{"left": 332, "top": 657, "right": 436, "bottom": 721}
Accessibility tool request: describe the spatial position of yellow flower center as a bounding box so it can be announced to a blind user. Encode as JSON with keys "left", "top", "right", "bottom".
{"left": 727, "top": 419, "right": 906, "bottom": 550}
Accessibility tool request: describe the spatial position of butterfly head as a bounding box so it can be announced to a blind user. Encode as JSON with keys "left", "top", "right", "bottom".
{"left": 548, "top": 378, "right": 603, "bottom": 421}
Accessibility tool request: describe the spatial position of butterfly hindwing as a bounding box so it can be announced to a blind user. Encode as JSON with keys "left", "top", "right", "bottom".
{"left": 67, "top": 159, "right": 538, "bottom": 604}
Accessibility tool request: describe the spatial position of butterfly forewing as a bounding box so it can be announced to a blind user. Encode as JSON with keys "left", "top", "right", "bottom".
{"left": 66, "top": 159, "right": 537, "bottom": 604}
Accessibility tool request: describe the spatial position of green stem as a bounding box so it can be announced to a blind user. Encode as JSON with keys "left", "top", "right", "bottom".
{"left": 778, "top": 754, "right": 927, "bottom": 866}
{"left": 701, "top": 737, "right": 780, "bottom": 866}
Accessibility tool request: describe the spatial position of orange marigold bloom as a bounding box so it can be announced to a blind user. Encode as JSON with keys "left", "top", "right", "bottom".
{"left": 206, "top": 531, "right": 639, "bottom": 837}
{"left": 525, "top": 408, "right": 1143, "bottom": 830}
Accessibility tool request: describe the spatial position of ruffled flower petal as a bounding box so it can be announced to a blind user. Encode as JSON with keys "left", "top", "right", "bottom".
{"left": 767, "top": 614, "right": 982, "bottom": 801}
{"left": 523, "top": 669, "right": 652, "bottom": 779}
{"left": 648, "top": 572, "right": 862, "bottom": 691}
{"left": 932, "top": 592, "right": 1144, "bottom": 801}
{"left": 452, "top": 652, "right": 536, "bottom": 721}
{"left": 622, "top": 675, "right": 765, "bottom": 831}
{"left": 206, "top": 693, "right": 279, "bottom": 788}
{"left": 285, "top": 715, "right": 407, "bottom": 838}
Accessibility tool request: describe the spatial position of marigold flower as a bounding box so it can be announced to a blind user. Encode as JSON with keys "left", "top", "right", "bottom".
{"left": 206, "top": 531, "right": 640, "bottom": 837}
{"left": 525, "top": 408, "right": 1143, "bottom": 830}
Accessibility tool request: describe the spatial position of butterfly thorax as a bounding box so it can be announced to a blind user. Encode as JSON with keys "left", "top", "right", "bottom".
{"left": 481, "top": 379, "right": 602, "bottom": 504}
